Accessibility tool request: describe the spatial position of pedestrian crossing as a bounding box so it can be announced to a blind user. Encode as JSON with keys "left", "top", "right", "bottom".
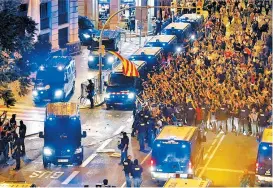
{"left": 0, "top": 105, "right": 45, "bottom": 122}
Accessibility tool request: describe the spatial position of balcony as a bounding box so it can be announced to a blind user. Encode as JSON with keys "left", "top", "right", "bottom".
{"left": 40, "top": 17, "right": 50, "bottom": 30}
{"left": 58, "top": 12, "right": 68, "bottom": 25}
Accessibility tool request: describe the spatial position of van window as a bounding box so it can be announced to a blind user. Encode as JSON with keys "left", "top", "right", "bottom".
{"left": 152, "top": 141, "right": 190, "bottom": 166}
{"left": 257, "top": 143, "right": 272, "bottom": 176}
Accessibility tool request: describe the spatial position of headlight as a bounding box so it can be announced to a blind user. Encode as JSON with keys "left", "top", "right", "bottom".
{"left": 54, "top": 90, "right": 63, "bottom": 97}
{"left": 74, "top": 147, "right": 83, "bottom": 154}
{"left": 43, "top": 147, "right": 52, "bottom": 156}
{"left": 191, "top": 35, "right": 195, "bottom": 40}
{"left": 107, "top": 56, "right": 114, "bottom": 63}
{"left": 176, "top": 47, "right": 182, "bottom": 52}
{"left": 88, "top": 56, "right": 94, "bottom": 61}
{"left": 83, "top": 33, "right": 91, "bottom": 39}
{"left": 105, "top": 93, "right": 110, "bottom": 99}
{"left": 128, "top": 92, "right": 135, "bottom": 99}
{"left": 32, "top": 90, "right": 38, "bottom": 96}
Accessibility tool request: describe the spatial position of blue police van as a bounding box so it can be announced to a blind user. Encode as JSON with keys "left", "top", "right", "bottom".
{"left": 255, "top": 127, "right": 272, "bottom": 187}
{"left": 78, "top": 16, "right": 95, "bottom": 46}
{"left": 87, "top": 30, "right": 121, "bottom": 70}
{"left": 129, "top": 47, "right": 163, "bottom": 71}
{"left": 177, "top": 14, "right": 204, "bottom": 31}
{"left": 88, "top": 51, "right": 118, "bottom": 70}
{"left": 39, "top": 102, "right": 87, "bottom": 168}
{"left": 145, "top": 35, "right": 178, "bottom": 55}
{"left": 32, "top": 56, "right": 76, "bottom": 104}
{"left": 105, "top": 61, "right": 146, "bottom": 110}
{"left": 151, "top": 126, "right": 205, "bottom": 181}
{"left": 162, "top": 22, "right": 192, "bottom": 44}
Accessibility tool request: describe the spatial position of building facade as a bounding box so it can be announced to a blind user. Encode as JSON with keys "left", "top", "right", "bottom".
{"left": 21, "top": 0, "right": 80, "bottom": 54}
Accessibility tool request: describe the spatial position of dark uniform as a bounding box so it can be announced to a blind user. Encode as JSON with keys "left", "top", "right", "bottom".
{"left": 132, "top": 159, "right": 143, "bottom": 188}
{"left": 239, "top": 105, "right": 250, "bottom": 135}
{"left": 216, "top": 104, "right": 228, "bottom": 133}
{"left": 123, "top": 158, "right": 132, "bottom": 187}
{"left": 86, "top": 80, "right": 95, "bottom": 108}
{"left": 146, "top": 117, "right": 156, "bottom": 148}
{"left": 136, "top": 118, "right": 147, "bottom": 152}
{"left": 13, "top": 134, "right": 21, "bottom": 170}
{"left": 19, "top": 120, "right": 26, "bottom": 155}
{"left": 186, "top": 102, "right": 196, "bottom": 126}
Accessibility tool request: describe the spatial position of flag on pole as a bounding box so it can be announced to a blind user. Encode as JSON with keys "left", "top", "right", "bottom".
{"left": 109, "top": 51, "right": 140, "bottom": 77}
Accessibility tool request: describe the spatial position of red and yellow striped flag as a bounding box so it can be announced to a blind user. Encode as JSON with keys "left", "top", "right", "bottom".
{"left": 109, "top": 51, "right": 140, "bottom": 77}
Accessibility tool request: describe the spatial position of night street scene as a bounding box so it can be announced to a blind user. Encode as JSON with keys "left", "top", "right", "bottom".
{"left": 0, "top": 0, "right": 272, "bottom": 187}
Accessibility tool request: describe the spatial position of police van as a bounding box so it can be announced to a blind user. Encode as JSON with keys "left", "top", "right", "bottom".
{"left": 129, "top": 47, "right": 163, "bottom": 71}
{"left": 177, "top": 14, "right": 204, "bottom": 31}
{"left": 105, "top": 61, "right": 146, "bottom": 110}
{"left": 88, "top": 51, "right": 118, "bottom": 70}
{"left": 39, "top": 102, "right": 87, "bottom": 168}
{"left": 255, "top": 127, "right": 273, "bottom": 187}
{"left": 145, "top": 35, "right": 178, "bottom": 55}
{"left": 162, "top": 22, "right": 192, "bottom": 44}
{"left": 87, "top": 30, "right": 121, "bottom": 70}
{"left": 151, "top": 126, "right": 205, "bottom": 181}
{"left": 164, "top": 178, "right": 211, "bottom": 187}
{"left": 32, "top": 56, "right": 76, "bottom": 104}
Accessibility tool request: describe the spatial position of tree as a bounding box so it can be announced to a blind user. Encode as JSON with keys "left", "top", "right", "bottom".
{"left": 0, "top": 0, "right": 37, "bottom": 106}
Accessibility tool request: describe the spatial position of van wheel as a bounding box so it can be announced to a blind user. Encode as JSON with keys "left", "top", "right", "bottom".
{"left": 106, "top": 104, "right": 111, "bottom": 110}
{"left": 43, "top": 161, "right": 49, "bottom": 169}
{"left": 76, "top": 160, "right": 82, "bottom": 166}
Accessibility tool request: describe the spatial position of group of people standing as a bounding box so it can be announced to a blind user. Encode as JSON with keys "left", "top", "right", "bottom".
{"left": 0, "top": 112, "right": 26, "bottom": 170}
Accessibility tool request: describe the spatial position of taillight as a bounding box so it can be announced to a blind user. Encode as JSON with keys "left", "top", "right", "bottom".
{"left": 151, "top": 159, "right": 155, "bottom": 166}
{"left": 256, "top": 162, "right": 259, "bottom": 172}
{"left": 188, "top": 161, "right": 192, "bottom": 169}
{"left": 150, "top": 159, "right": 155, "bottom": 172}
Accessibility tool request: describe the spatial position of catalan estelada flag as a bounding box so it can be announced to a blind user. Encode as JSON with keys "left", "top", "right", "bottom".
{"left": 109, "top": 51, "right": 140, "bottom": 77}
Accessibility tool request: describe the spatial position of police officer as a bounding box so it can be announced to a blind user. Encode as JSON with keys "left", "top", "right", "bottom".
{"left": 146, "top": 116, "right": 156, "bottom": 148}
{"left": 136, "top": 117, "right": 147, "bottom": 152}
{"left": 119, "top": 132, "right": 129, "bottom": 165}
{"left": 132, "top": 110, "right": 144, "bottom": 137}
{"left": 0, "top": 131, "right": 9, "bottom": 164}
{"left": 185, "top": 100, "right": 196, "bottom": 126}
{"left": 132, "top": 159, "right": 143, "bottom": 188}
{"left": 123, "top": 155, "right": 133, "bottom": 187}
{"left": 19, "top": 120, "right": 26, "bottom": 156}
{"left": 201, "top": 100, "right": 210, "bottom": 131}
{"left": 216, "top": 102, "right": 228, "bottom": 134}
{"left": 86, "top": 79, "right": 95, "bottom": 109}
{"left": 238, "top": 102, "right": 250, "bottom": 135}
{"left": 13, "top": 133, "right": 21, "bottom": 170}
{"left": 257, "top": 109, "right": 267, "bottom": 135}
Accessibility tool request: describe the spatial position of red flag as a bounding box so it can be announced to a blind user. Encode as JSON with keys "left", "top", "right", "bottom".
{"left": 109, "top": 51, "right": 140, "bottom": 77}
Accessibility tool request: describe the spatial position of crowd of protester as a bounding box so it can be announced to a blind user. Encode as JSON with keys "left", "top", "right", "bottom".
{"left": 135, "top": 0, "right": 272, "bottom": 139}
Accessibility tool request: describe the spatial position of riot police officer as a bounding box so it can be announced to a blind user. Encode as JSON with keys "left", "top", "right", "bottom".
{"left": 185, "top": 101, "right": 196, "bottom": 126}
{"left": 13, "top": 133, "right": 21, "bottom": 171}
{"left": 132, "top": 159, "right": 143, "bottom": 188}
{"left": 123, "top": 155, "right": 133, "bottom": 187}
{"left": 86, "top": 79, "right": 95, "bottom": 109}
{"left": 132, "top": 110, "right": 144, "bottom": 137}
{"left": 146, "top": 116, "right": 156, "bottom": 148}
{"left": 136, "top": 117, "right": 147, "bottom": 152}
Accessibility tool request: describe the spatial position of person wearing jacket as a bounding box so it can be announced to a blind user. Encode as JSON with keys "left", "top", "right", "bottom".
{"left": 238, "top": 102, "right": 250, "bottom": 135}
{"left": 216, "top": 102, "right": 228, "bottom": 134}
{"left": 132, "top": 159, "right": 143, "bottom": 188}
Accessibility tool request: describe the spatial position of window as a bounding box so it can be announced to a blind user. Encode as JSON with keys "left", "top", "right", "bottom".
{"left": 58, "top": 0, "right": 68, "bottom": 25}
{"left": 39, "top": 33, "right": 50, "bottom": 43}
{"left": 58, "top": 27, "right": 68, "bottom": 48}
{"left": 40, "top": 3, "right": 50, "bottom": 30}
